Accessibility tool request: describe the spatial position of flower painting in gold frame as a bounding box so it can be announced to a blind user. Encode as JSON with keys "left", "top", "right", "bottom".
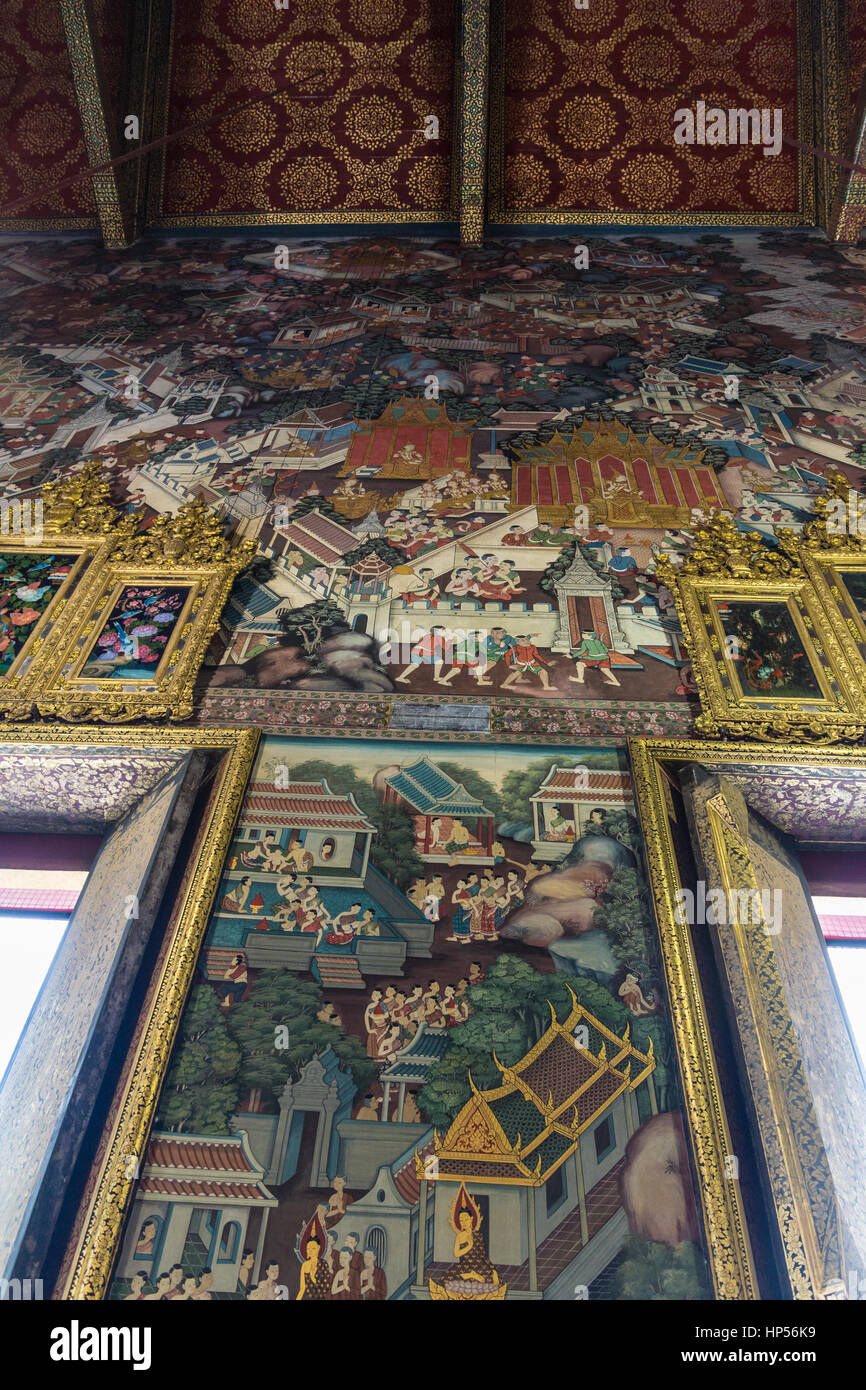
{"left": 656, "top": 514, "right": 864, "bottom": 743}
{"left": 0, "top": 463, "right": 128, "bottom": 720}
{"left": 776, "top": 469, "right": 866, "bottom": 705}
{"left": 36, "top": 497, "right": 256, "bottom": 724}
{"left": 825, "top": 563, "right": 866, "bottom": 654}
{"left": 707, "top": 590, "right": 833, "bottom": 706}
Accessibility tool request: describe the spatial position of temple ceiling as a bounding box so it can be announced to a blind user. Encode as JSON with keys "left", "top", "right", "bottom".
{"left": 1, "top": 3, "right": 866, "bottom": 242}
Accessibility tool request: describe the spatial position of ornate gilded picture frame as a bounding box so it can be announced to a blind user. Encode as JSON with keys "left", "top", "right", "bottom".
{"left": 0, "top": 464, "right": 129, "bottom": 721}
{"left": 657, "top": 515, "right": 864, "bottom": 744}
{"left": 779, "top": 470, "right": 866, "bottom": 701}
{"left": 54, "top": 728, "right": 763, "bottom": 1303}
{"left": 36, "top": 498, "right": 256, "bottom": 724}
{"left": 628, "top": 737, "right": 866, "bottom": 1300}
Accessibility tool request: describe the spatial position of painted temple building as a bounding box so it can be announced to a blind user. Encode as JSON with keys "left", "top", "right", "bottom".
{"left": 339, "top": 399, "right": 474, "bottom": 480}
{"left": 113, "top": 1133, "right": 277, "bottom": 1296}
{"left": 204, "top": 777, "right": 432, "bottom": 988}
{"left": 509, "top": 420, "right": 727, "bottom": 527}
{"left": 383, "top": 757, "right": 496, "bottom": 863}
{"left": 327, "top": 994, "right": 657, "bottom": 1300}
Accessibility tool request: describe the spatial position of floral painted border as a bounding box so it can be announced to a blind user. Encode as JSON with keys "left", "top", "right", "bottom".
{"left": 192, "top": 689, "right": 698, "bottom": 743}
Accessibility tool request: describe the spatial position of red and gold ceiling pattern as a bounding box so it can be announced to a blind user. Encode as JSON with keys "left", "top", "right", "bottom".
{"left": 501, "top": 0, "right": 800, "bottom": 216}
{"left": 0, "top": 1, "right": 94, "bottom": 220}
{"left": 160, "top": 0, "right": 455, "bottom": 220}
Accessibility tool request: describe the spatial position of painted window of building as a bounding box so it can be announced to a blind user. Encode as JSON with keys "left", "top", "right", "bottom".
{"left": 594, "top": 1116, "right": 616, "bottom": 1163}
{"left": 545, "top": 1165, "right": 567, "bottom": 1216}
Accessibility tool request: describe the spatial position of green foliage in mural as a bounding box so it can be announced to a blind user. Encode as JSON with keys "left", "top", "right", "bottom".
{"left": 342, "top": 537, "right": 404, "bottom": 569}
{"left": 418, "top": 958, "right": 567, "bottom": 1125}
{"left": 594, "top": 865, "right": 653, "bottom": 965}
{"left": 288, "top": 495, "right": 342, "bottom": 522}
{"left": 155, "top": 973, "right": 376, "bottom": 1134}
{"left": 156, "top": 984, "right": 242, "bottom": 1135}
{"left": 613, "top": 1238, "right": 712, "bottom": 1300}
{"left": 368, "top": 801, "right": 423, "bottom": 891}
{"left": 539, "top": 538, "right": 624, "bottom": 601}
{"left": 225, "top": 970, "right": 375, "bottom": 1110}
{"left": 276, "top": 600, "right": 349, "bottom": 653}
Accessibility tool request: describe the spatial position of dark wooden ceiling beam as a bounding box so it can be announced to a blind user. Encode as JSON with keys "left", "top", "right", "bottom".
{"left": 130, "top": 0, "right": 176, "bottom": 238}
{"left": 454, "top": 0, "right": 491, "bottom": 246}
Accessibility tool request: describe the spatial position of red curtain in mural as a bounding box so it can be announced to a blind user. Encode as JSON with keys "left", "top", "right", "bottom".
{"left": 503, "top": 0, "right": 800, "bottom": 215}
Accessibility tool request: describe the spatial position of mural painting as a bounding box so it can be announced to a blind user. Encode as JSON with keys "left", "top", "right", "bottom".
{"left": 2, "top": 231, "right": 866, "bottom": 721}
{"left": 109, "top": 737, "right": 710, "bottom": 1302}
{"left": 81, "top": 584, "right": 192, "bottom": 680}
{"left": 0, "top": 551, "right": 77, "bottom": 675}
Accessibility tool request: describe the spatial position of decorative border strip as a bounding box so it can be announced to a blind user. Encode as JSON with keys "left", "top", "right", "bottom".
{"left": 455, "top": 0, "right": 490, "bottom": 246}
{"left": 151, "top": 209, "right": 453, "bottom": 227}
{"left": 192, "top": 689, "right": 698, "bottom": 741}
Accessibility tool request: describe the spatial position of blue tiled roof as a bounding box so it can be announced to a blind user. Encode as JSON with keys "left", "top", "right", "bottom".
{"left": 387, "top": 770, "right": 435, "bottom": 811}
{"left": 404, "top": 757, "right": 457, "bottom": 800}
{"left": 386, "top": 758, "right": 491, "bottom": 816}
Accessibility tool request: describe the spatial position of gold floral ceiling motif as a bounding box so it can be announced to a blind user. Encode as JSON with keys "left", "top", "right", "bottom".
{"left": 159, "top": 0, "right": 455, "bottom": 220}
{"left": 497, "top": 0, "right": 803, "bottom": 218}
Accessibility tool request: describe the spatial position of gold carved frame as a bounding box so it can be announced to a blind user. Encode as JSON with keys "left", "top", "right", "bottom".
{"left": 657, "top": 512, "right": 865, "bottom": 743}
{"left": 21, "top": 722, "right": 263, "bottom": 1300}
{"left": 779, "top": 469, "right": 866, "bottom": 702}
{"left": 34, "top": 496, "right": 256, "bottom": 724}
{"left": 0, "top": 464, "right": 130, "bottom": 720}
{"left": 629, "top": 737, "right": 866, "bottom": 1300}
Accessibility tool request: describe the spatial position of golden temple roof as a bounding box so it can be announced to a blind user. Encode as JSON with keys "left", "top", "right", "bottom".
{"left": 419, "top": 987, "right": 655, "bottom": 1187}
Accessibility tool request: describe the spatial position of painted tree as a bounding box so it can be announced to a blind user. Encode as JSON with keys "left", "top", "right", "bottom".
{"left": 594, "top": 865, "right": 653, "bottom": 966}
{"left": 539, "top": 539, "right": 625, "bottom": 601}
{"left": 417, "top": 957, "right": 575, "bottom": 1125}
{"left": 226, "top": 969, "right": 376, "bottom": 1110}
{"left": 601, "top": 810, "right": 642, "bottom": 855}
{"left": 342, "top": 537, "right": 404, "bottom": 569}
{"left": 368, "top": 801, "right": 424, "bottom": 891}
{"left": 288, "top": 495, "right": 342, "bottom": 522}
{"left": 155, "top": 984, "right": 241, "bottom": 1135}
{"left": 174, "top": 394, "right": 213, "bottom": 419}
{"left": 613, "top": 1238, "right": 711, "bottom": 1300}
{"left": 276, "top": 600, "right": 349, "bottom": 654}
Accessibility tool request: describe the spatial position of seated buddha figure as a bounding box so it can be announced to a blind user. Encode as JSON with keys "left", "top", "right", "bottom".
{"left": 446, "top": 1185, "right": 499, "bottom": 1286}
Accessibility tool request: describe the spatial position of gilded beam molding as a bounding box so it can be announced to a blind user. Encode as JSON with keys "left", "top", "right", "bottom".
{"left": 829, "top": 4, "right": 866, "bottom": 240}
{"left": 454, "top": 0, "right": 491, "bottom": 247}
{"left": 57, "top": 0, "right": 133, "bottom": 248}
{"left": 811, "top": 0, "right": 848, "bottom": 232}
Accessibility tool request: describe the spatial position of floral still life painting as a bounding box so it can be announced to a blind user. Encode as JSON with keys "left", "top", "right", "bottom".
{"left": 0, "top": 551, "right": 76, "bottom": 676}
{"left": 81, "top": 585, "right": 192, "bottom": 681}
